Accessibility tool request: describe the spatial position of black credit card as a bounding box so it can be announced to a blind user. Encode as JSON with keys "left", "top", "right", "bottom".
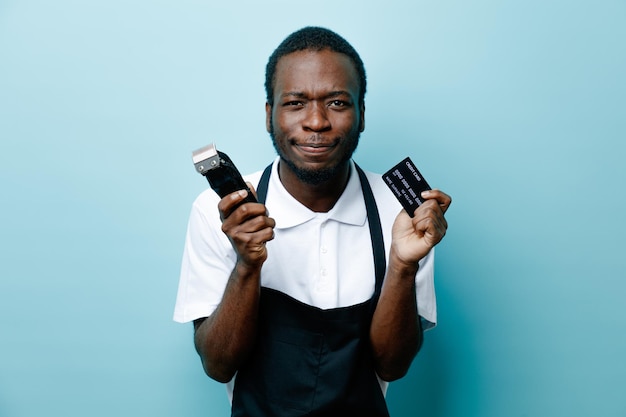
{"left": 382, "top": 157, "right": 432, "bottom": 217}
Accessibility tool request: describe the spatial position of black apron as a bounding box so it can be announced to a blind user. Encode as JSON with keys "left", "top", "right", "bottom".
{"left": 231, "top": 164, "right": 389, "bottom": 417}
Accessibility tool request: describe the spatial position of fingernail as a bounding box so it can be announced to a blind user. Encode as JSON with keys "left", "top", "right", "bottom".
{"left": 421, "top": 190, "right": 431, "bottom": 197}
{"left": 237, "top": 190, "right": 248, "bottom": 198}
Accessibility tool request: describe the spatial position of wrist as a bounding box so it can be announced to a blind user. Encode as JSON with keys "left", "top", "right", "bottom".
{"left": 235, "top": 259, "right": 263, "bottom": 279}
{"left": 388, "top": 249, "right": 420, "bottom": 278}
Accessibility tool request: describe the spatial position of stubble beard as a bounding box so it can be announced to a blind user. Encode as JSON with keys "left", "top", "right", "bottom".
{"left": 269, "top": 128, "right": 360, "bottom": 185}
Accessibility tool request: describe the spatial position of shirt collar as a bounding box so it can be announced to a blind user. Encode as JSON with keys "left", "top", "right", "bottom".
{"left": 266, "top": 158, "right": 367, "bottom": 229}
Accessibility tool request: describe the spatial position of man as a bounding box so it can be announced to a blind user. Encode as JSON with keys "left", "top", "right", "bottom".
{"left": 174, "top": 26, "right": 451, "bottom": 416}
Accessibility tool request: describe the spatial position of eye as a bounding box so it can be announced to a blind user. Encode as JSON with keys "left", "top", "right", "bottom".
{"left": 329, "top": 100, "right": 348, "bottom": 108}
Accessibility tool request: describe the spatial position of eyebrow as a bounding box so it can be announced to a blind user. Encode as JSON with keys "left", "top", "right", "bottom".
{"left": 280, "top": 90, "right": 353, "bottom": 100}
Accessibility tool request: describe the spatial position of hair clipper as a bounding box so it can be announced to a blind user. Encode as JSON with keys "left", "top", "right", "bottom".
{"left": 191, "top": 143, "right": 257, "bottom": 204}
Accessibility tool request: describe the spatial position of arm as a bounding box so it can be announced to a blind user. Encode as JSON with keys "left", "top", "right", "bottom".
{"left": 370, "top": 189, "right": 451, "bottom": 381}
{"left": 193, "top": 188, "right": 275, "bottom": 383}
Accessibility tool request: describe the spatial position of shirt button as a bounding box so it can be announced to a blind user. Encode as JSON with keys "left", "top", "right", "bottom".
{"left": 321, "top": 246, "right": 328, "bottom": 254}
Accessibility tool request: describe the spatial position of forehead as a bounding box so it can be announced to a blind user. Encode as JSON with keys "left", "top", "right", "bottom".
{"left": 273, "top": 49, "right": 360, "bottom": 96}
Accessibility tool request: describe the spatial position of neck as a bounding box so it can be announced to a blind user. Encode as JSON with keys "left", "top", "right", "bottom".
{"left": 278, "top": 160, "right": 351, "bottom": 212}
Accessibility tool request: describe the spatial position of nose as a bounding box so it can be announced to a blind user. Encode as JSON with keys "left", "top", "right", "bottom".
{"left": 303, "top": 103, "right": 331, "bottom": 132}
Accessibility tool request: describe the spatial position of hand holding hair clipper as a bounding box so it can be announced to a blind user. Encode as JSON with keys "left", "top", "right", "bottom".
{"left": 192, "top": 143, "right": 275, "bottom": 269}
{"left": 192, "top": 143, "right": 257, "bottom": 205}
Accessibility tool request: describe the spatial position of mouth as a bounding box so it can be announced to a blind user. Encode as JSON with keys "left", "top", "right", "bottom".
{"left": 296, "top": 143, "right": 335, "bottom": 154}
{"left": 293, "top": 138, "right": 337, "bottom": 155}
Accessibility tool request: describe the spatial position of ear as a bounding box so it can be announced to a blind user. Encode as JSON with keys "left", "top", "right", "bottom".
{"left": 265, "top": 102, "right": 272, "bottom": 133}
{"left": 359, "top": 102, "right": 365, "bottom": 132}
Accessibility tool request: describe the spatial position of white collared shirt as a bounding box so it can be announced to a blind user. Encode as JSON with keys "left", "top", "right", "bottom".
{"left": 174, "top": 158, "right": 436, "bottom": 327}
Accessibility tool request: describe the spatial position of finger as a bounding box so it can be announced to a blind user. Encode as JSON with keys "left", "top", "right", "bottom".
{"left": 218, "top": 189, "right": 251, "bottom": 218}
{"left": 420, "top": 189, "right": 452, "bottom": 214}
{"left": 222, "top": 215, "right": 275, "bottom": 261}
{"left": 228, "top": 224, "right": 275, "bottom": 247}
{"left": 245, "top": 181, "right": 259, "bottom": 200}
{"left": 413, "top": 201, "right": 448, "bottom": 235}
{"left": 238, "top": 213, "right": 276, "bottom": 236}
{"left": 218, "top": 189, "right": 269, "bottom": 221}
{"left": 413, "top": 215, "right": 447, "bottom": 246}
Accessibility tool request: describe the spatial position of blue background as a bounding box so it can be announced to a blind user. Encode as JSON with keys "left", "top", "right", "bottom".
{"left": 1, "top": 1, "right": 625, "bottom": 416}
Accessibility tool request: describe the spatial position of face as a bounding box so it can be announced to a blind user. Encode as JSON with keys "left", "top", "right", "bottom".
{"left": 266, "top": 49, "right": 365, "bottom": 185}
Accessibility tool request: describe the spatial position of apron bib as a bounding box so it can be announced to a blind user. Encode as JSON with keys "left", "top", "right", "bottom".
{"left": 232, "top": 164, "right": 389, "bottom": 417}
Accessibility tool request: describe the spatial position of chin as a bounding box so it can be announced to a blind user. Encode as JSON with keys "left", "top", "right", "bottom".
{"left": 295, "top": 165, "right": 340, "bottom": 185}
{"left": 283, "top": 157, "right": 351, "bottom": 185}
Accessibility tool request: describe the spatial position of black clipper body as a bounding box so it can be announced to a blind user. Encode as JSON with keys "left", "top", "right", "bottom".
{"left": 192, "top": 143, "right": 257, "bottom": 204}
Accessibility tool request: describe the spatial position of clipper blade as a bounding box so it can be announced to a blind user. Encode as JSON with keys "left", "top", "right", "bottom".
{"left": 192, "top": 143, "right": 220, "bottom": 175}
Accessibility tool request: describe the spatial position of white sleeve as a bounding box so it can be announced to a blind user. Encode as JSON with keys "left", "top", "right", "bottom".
{"left": 173, "top": 190, "right": 236, "bottom": 323}
{"left": 415, "top": 247, "right": 437, "bottom": 330}
{"left": 364, "top": 169, "right": 438, "bottom": 330}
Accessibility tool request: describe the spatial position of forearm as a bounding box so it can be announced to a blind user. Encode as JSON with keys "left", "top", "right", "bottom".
{"left": 370, "top": 257, "right": 423, "bottom": 381}
{"left": 194, "top": 262, "right": 262, "bottom": 383}
{"left": 371, "top": 190, "right": 451, "bottom": 380}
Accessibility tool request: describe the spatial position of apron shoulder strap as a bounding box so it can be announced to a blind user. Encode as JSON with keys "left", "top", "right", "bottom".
{"left": 355, "top": 164, "right": 387, "bottom": 295}
{"left": 256, "top": 164, "right": 272, "bottom": 204}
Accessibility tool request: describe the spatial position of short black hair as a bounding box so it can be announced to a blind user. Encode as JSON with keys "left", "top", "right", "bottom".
{"left": 265, "top": 26, "right": 367, "bottom": 107}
